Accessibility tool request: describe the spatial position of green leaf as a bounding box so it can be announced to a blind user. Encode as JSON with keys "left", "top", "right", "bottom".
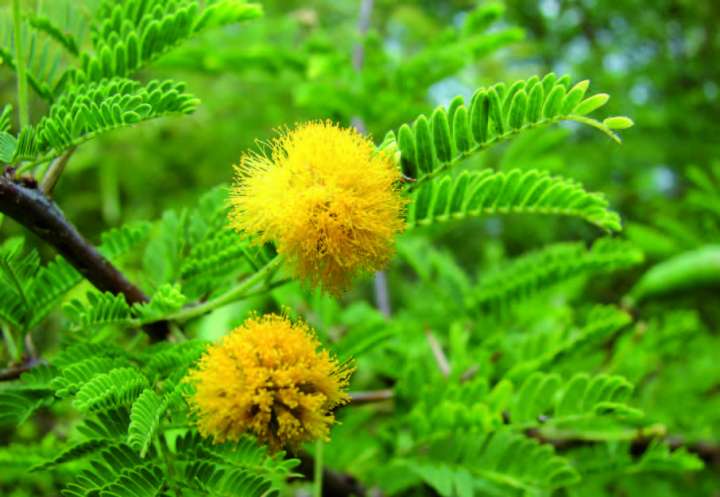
{"left": 603, "top": 116, "right": 634, "bottom": 129}
{"left": 73, "top": 368, "right": 148, "bottom": 414}
{"left": 128, "top": 389, "right": 166, "bottom": 458}
{"left": 472, "top": 239, "right": 643, "bottom": 311}
{"left": 407, "top": 169, "right": 622, "bottom": 232}
{"left": 629, "top": 245, "right": 720, "bottom": 302}
{"left": 387, "top": 75, "right": 629, "bottom": 187}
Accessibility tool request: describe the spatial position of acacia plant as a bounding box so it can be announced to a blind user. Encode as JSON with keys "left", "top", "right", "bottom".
{"left": 0, "top": 1, "right": 716, "bottom": 497}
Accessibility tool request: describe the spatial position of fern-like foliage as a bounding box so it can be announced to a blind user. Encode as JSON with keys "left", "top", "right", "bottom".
{"left": 63, "top": 291, "right": 135, "bottom": 331}
{"left": 403, "top": 428, "right": 580, "bottom": 495}
{"left": 504, "top": 305, "right": 632, "bottom": 379}
{"left": 471, "top": 238, "right": 643, "bottom": 311}
{"left": 172, "top": 431, "right": 299, "bottom": 495}
{"left": 0, "top": 238, "right": 38, "bottom": 328}
{"left": 406, "top": 168, "right": 621, "bottom": 232}
{"left": 73, "top": 367, "right": 148, "bottom": 414}
{"left": 142, "top": 339, "right": 207, "bottom": 380}
{"left": 30, "top": 439, "right": 111, "bottom": 472}
{"left": 508, "top": 372, "right": 642, "bottom": 428}
{"left": 0, "top": 7, "right": 72, "bottom": 100}
{"left": 0, "top": 0, "right": 262, "bottom": 166}
{"left": 50, "top": 357, "right": 130, "bottom": 397}
{"left": 83, "top": 0, "right": 262, "bottom": 83}
{"left": 133, "top": 284, "right": 187, "bottom": 323}
{"left": 13, "top": 78, "right": 199, "bottom": 161}
{"left": 0, "top": 220, "right": 151, "bottom": 331}
{"left": 0, "top": 365, "right": 56, "bottom": 427}
{"left": 76, "top": 408, "right": 132, "bottom": 441}
{"left": 127, "top": 389, "right": 166, "bottom": 458}
{"left": 383, "top": 73, "right": 633, "bottom": 185}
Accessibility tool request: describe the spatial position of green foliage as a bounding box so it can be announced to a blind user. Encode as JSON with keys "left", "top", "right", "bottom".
{"left": 127, "top": 389, "right": 166, "bottom": 458}
{"left": 407, "top": 168, "right": 621, "bottom": 232}
{"left": 471, "top": 238, "right": 643, "bottom": 311}
{"left": 629, "top": 245, "right": 720, "bottom": 302}
{"left": 14, "top": 78, "right": 199, "bottom": 161}
{"left": 73, "top": 367, "right": 148, "bottom": 413}
{"left": 509, "top": 372, "right": 641, "bottom": 426}
{"left": 389, "top": 74, "right": 632, "bottom": 185}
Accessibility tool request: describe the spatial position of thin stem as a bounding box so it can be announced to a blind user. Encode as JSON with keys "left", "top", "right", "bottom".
{"left": 159, "top": 256, "right": 283, "bottom": 323}
{"left": 12, "top": 0, "right": 29, "bottom": 128}
{"left": 40, "top": 147, "right": 76, "bottom": 195}
{"left": 313, "top": 440, "right": 323, "bottom": 497}
{"left": 169, "top": 323, "right": 187, "bottom": 342}
{"left": 157, "top": 436, "right": 184, "bottom": 497}
{"left": 2, "top": 323, "right": 19, "bottom": 363}
{"left": 425, "top": 329, "right": 450, "bottom": 377}
{"left": 349, "top": 389, "right": 394, "bottom": 405}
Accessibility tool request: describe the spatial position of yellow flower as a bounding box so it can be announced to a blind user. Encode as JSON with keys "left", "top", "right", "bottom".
{"left": 230, "top": 121, "right": 405, "bottom": 293}
{"left": 187, "top": 313, "right": 353, "bottom": 449}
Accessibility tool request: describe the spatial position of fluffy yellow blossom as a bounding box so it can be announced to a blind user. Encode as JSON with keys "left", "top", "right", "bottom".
{"left": 187, "top": 313, "right": 353, "bottom": 449}
{"left": 230, "top": 121, "right": 405, "bottom": 293}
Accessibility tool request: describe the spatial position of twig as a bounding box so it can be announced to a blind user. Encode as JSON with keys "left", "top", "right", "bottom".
{"left": 349, "top": 389, "right": 394, "bottom": 405}
{"left": 425, "top": 329, "right": 450, "bottom": 377}
{"left": 349, "top": 0, "right": 392, "bottom": 320}
{"left": 373, "top": 271, "right": 391, "bottom": 317}
{"left": 526, "top": 427, "right": 720, "bottom": 467}
{"left": 158, "top": 257, "right": 283, "bottom": 323}
{"left": 0, "top": 170, "right": 168, "bottom": 341}
{"left": 0, "top": 356, "right": 45, "bottom": 381}
{"left": 352, "top": 0, "right": 374, "bottom": 71}
{"left": 40, "top": 147, "right": 76, "bottom": 195}
{"left": 459, "top": 365, "right": 480, "bottom": 383}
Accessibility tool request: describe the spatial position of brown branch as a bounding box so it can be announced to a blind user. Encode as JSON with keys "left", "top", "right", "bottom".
{"left": 0, "top": 169, "right": 168, "bottom": 341}
{"left": 0, "top": 356, "right": 44, "bottom": 381}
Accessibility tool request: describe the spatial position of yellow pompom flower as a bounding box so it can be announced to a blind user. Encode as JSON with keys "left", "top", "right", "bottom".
{"left": 230, "top": 121, "right": 405, "bottom": 293}
{"left": 186, "top": 313, "right": 353, "bottom": 449}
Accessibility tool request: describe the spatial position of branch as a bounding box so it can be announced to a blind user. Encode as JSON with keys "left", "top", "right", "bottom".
{"left": 349, "top": 389, "right": 394, "bottom": 406}
{"left": 526, "top": 427, "right": 720, "bottom": 467}
{"left": 0, "top": 169, "right": 168, "bottom": 341}
{"left": 425, "top": 330, "right": 450, "bottom": 377}
{"left": 158, "top": 257, "right": 283, "bottom": 323}
{"left": 0, "top": 356, "right": 44, "bottom": 381}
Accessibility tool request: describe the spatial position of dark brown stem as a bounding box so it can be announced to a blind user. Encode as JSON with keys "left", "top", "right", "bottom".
{"left": 0, "top": 356, "right": 44, "bottom": 381}
{"left": 0, "top": 169, "right": 168, "bottom": 341}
